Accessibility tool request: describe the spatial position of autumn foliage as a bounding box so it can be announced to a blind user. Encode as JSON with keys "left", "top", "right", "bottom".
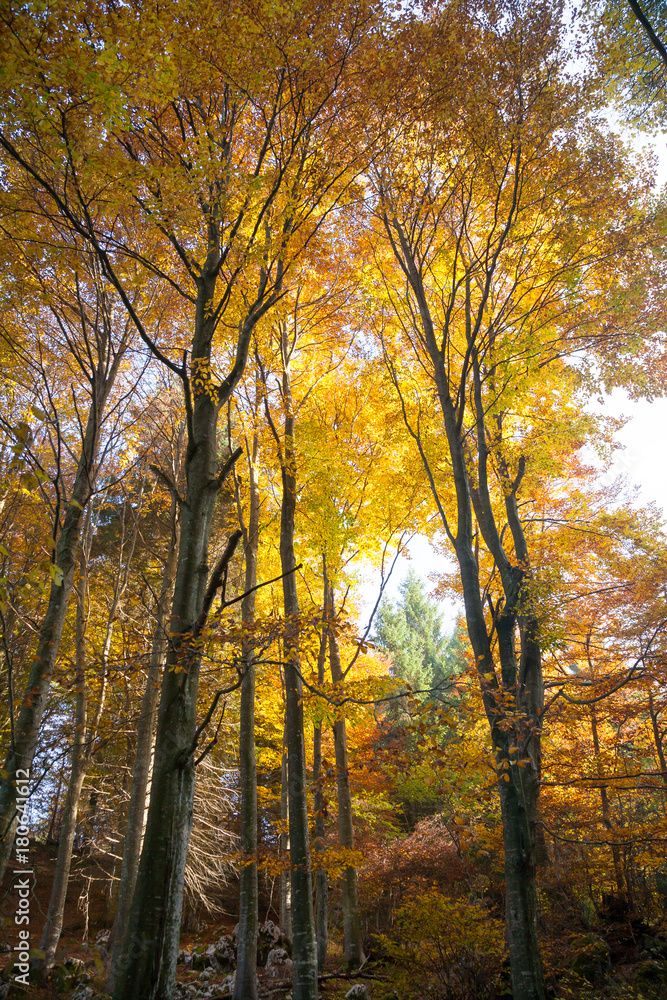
{"left": 0, "top": 2, "right": 666, "bottom": 1000}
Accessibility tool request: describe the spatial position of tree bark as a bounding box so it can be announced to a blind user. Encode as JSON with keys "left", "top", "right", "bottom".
{"left": 327, "top": 589, "right": 364, "bottom": 969}
{"left": 313, "top": 608, "right": 328, "bottom": 972}
{"left": 591, "top": 707, "right": 625, "bottom": 895}
{"left": 107, "top": 500, "right": 180, "bottom": 991}
{"left": 37, "top": 536, "right": 91, "bottom": 972}
{"left": 277, "top": 339, "right": 317, "bottom": 1000}
{"left": 234, "top": 433, "right": 261, "bottom": 1000}
{"left": 280, "top": 731, "right": 292, "bottom": 939}
{"left": 0, "top": 343, "right": 124, "bottom": 883}
{"left": 111, "top": 254, "right": 253, "bottom": 1000}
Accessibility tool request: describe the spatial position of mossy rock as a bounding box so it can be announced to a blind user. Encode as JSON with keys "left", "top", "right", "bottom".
{"left": 570, "top": 933, "right": 611, "bottom": 983}
{"left": 1, "top": 959, "right": 43, "bottom": 989}
{"left": 642, "top": 936, "right": 667, "bottom": 960}
{"left": 633, "top": 958, "right": 667, "bottom": 986}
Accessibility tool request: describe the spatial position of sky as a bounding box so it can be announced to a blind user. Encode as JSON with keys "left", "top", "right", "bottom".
{"left": 357, "top": 129, "right": 667, "bottom": 633}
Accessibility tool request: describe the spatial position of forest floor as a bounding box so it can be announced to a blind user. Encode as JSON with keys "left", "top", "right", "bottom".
{"left": 1, "top": 841, "right": 667, "bottom": 1000}
{"left": 0, "top": 842, "right": 365, "bottom": 1000}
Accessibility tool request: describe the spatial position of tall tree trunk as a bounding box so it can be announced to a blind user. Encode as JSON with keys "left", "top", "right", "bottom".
{"left": 496, "top": 773, "right": 544, "bottom": 1000}
{"left": 591, "top": 707, "right": 625, "bottom": 894}
{"left": 45, "top": 764, "right": 65, "bottom": 845}
{"left": 111, "top": 255, "right": 253, "bottom": 1000}
{"left": 37, "top": 541, "right": 90, "bottom": 972}
{"left": 326, "top": 589, "right": 364, "bottom": 969}
{"left": 648, "top": 691, "right": 667, "bottom": 787}
{"left": 380, "top": 212, "right": 547, "bottom": 1000}
{"left": 38, "top": 510, "right": 109, "bottom": 971}
{"left": 313, "top": 608, "right": 328, "bottom": 972}
{"left": 107, "top": 501, "right": 180, "bottom": 992}
{"left": 234, "top": 433, "right": 261, "bottom": 1000}
{"left": 0, "top": 347, "right": 124, "bottom": 883}
{"left": 277, "top": 344, "right": 317, "bottom": 1000}
{"left": 280, "top": 731, "right": 292, "bottom": 939}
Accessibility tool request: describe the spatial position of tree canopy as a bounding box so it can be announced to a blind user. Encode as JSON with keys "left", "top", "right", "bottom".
{"left": 0, "top": 3, "right": 666, "bottom": 1000}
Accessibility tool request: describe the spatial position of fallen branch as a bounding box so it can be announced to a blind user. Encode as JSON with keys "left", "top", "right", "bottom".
{"left": 318, "top": 969, "right": 387, "bottom": 983}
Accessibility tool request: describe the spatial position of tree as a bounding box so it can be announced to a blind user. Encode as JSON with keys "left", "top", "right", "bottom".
{"left": 107, "top": 398, "right": 184, "bottom": 990}
{"left": 368, "top": 3, "right": 658, "bottom": 997}
{"left": 231, "top": 416, "right": 261, "bottom": 1000}
{"left": 375, "top": 571, "right": 463, "bottom": 696}
{"left": 261, "top": 310, "right": 319, "bottom": 999}
{"left": 0, "top": 2, "right": 380, "bottom": 994}
{"left": 0, "top": 260, "right": 132, "bottom": 883}
{"left": 595, "top": 0, "right": 667, "bottom": 127}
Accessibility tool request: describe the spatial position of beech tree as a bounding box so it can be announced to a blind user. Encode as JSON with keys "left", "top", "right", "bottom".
{"left": 0, "top": 259, "right": 133, "bottom": 883}
{"left": 1, "top": 5, "right": 666, "bottom": 1000}
{"left": 0, "top": 2, "right": 381, "bottom": 995}
{"left": 368, "top": 3, "right": 658, "bottom": 997}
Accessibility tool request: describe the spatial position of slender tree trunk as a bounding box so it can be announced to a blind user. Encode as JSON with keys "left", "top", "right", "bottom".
{"left": 45, "top": 764, "right": 65, "bottom": 845}
{"left": 648, "top": 691, "right": 667, "bottom": 787}
{"left": 451, "top": 503, "right": 545, "bottom": 1000}
{"left": 497, "top": 774, "right": 544, "bottom": 999}
{"left": 277, "top": 347, "right": 317, "bottom": 1000}
{"left": 107, "top": 503, "right": 180, "bottom": 991}
{"left": 38, "top": 551, "right": 90, "bottom": 972}
{"left": 280, "top": 732, "right": 292, "bottom": 938}
{"left": 326, "top": 590, "right": 364, "bottom": 969}
{"left": 591, "top": 707, "right": 625, "bottom": 894}
{"left": 313, "top": 614, "right": 328, "bottom": 972}
{"left": 234, "top": 434, "right": 261, "bottom": 1000}
{"left": 38, "top": 510, "right": 109, "bottom": 971}
{"left": 0, "top": 348, "right": 123, "bottom": 883}
{"left": 381, "top": 206, "right": 547, "bottom": 1000}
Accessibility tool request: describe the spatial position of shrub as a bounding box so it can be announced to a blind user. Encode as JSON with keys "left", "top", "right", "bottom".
{"left": 379, "top": 890, "right": 507, "bottom": 1000}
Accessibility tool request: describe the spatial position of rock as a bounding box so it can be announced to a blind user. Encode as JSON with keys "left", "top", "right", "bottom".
{"left": 95, "top": 929, "right": 111, "bottom": 947}
{"left": 633, "top": 958, "right": 667, "bottom": 989}
{"left": 265, "top": 947, "right": 293, "bottom": 978}
{"left": 257, "top": 920, "right": 291, "bottom": 964}
{"left": 176, "top": 949, "right": 192, "bottom": 966}
{"left": 220, "top": 972, "right": 236, "bottom": 994}
{"left": 346, "top": 986, "right": 371, "bottom": 1000}
{"left": 570, "top": 934, "right": 611, "bottom": 983}
{"left": 213, "top": 933, "right": 236, "bottom": 971}
{"left": 52, "top": 964, "right": 76, "bottom": 993}
{"left": 64, "top": 956, "right": 87, "bottom": 976}
{"left": 70, "top": 988, "right": 94, "bottom": 1000}
{"left": 191, "top": 947, "right": 211, "bottom": 971}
